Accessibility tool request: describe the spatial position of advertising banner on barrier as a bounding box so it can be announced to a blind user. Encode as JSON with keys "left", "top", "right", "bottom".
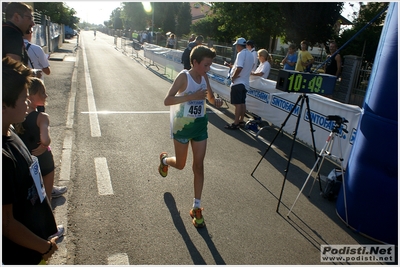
{"left": 143, "top": 44, "right": 362, "bottom": 165}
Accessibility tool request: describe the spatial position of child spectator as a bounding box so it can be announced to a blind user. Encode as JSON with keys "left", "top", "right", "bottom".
{"left": 282, "top": 43, "right": 297, "bottom": 70}
{"left": 14, "top": 78, "right": 67, "bottom": 201}
{"left": 2, "top": 56, "right": 59, "bottom": 264}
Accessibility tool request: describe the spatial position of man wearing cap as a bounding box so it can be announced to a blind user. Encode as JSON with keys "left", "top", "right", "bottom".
{"left": 225, "top": 37, "right": 254, "bottom": 130}
{"left": 246, "top": 40, "right": 258, "bottom": 72}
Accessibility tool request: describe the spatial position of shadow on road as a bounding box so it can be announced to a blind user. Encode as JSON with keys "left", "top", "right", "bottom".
{"left": 164, "top": 192, "right": 226, "bottom": 265}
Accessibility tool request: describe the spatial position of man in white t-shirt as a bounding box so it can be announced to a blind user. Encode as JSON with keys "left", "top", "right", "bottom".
{"left": 23, "top": 28, "right": 50, "bottom": 79}
{"left": 225, "top": 37, "right": 254, "bottom": 129}
{"left": 246, "top": 40, "right": 258, "bottom": 72}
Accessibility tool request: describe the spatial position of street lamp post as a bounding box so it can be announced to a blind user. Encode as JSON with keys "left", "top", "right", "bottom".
{"left": 152, "top": 2, "right": 154, "bottom": 43}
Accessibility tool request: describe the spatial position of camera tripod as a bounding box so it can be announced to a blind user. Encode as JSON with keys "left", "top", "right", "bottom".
{"left": 251, "top": 93, "right": 321, "bottom": 212}
{"left": 287, "top": 115, "right": 349, "bottom": 226}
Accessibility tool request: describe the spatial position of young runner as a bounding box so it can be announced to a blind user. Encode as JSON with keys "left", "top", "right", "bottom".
{"left": 159, "top": 45, "right": 223, "bottom": 227}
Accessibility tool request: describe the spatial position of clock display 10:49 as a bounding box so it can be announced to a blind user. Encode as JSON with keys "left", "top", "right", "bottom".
{"left": 287, "top": 74, "right": 324, "bottom": 93}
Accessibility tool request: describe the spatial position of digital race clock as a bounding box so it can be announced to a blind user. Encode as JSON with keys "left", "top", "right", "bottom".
{"left": 276, "top": 70, "right": 337, "bottom": 95}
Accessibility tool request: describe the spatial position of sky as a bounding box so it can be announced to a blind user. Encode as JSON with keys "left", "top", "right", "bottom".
{"left": 64, "top": 1, "right": 362, "bottom": 26}
{"left": 64, "top": 1, "right": 123, "bottom": 25}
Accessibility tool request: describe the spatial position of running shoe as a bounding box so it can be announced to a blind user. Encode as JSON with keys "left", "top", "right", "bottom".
{"left": 190, "top": 207, "right": 205, "bottom": 228}
{"left": 159, "top": 152, "right": 169, "bottom": 177}
{"left": 48, "top": 225, "right": 65, "bottom": 240}
{"left": 52, "top": 186, "right": 67, "bottom": 198}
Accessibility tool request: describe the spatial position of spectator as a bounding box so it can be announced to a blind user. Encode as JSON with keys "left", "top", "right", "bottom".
{"left": 158, "top": 45, "right": 223, "bottom": 228}
{"left": 2, "top": 2, "right": 35, "bottom": 65}
{"left": 188, "top": 34, "right": 195, "bottom": 42}
{"left": 141, "top": 31, "right": 147, "bottom": 43}
{"left": 295, "top": 40, "right": 314, "bottom": 72}
{"left": 2, "top": 56, "right": 59, "bottom": 265}
{"left": 14, "top": 77, "right": 68, "bottom": 201}
{"left": 282, "top": 43, "right": 297, "bottom": 70}
{"left": 23, "top": 27, "right": 51, "bottom": 80}
{"left": 246, "top": 40, "right": 258, "bottom": 72}
{"left": 324, "top": 41, "right": 342, "bottom": 78}
{"left": 181, "top": 35, "right": 204, "bottom": 70}
{"left": 166, "top": 33, "right": 176, "bottom": 49}
{"left": 251, "top": 49, "right": 272, "bottom": 79}
{"left": 225, "top": 37, "right": 254, "bottom": 129}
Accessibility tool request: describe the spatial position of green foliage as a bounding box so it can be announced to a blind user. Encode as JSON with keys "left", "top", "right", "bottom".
{"left": 337, "top": 2, "right": 388, "bottom": 63}
{"left": 119, "top": 2, "right": 191, "bottom": 35}
{"left": 176, "top": 3, "right": 192, "bottom": 36}
{"left": 34, "top": 2, "right": 79, "bottom": 27}
{"left": 191, "top": 16, "right": 219, "bottom": 40}
{"left": 113, "top": 8, "right": 123, "bottom": 30}
{"left": 279, "top": 2, "right": 344, "bottom": 46}
{"left": 121, "top": 2, "right": 148, "bottom": 31}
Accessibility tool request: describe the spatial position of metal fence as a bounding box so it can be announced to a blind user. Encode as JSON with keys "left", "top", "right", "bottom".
{"left": 116, "top": 35, "right": 370, "bottom": 107}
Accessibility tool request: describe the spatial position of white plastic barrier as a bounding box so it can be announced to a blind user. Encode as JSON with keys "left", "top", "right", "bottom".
{"left": 143, "top": 44, "right": 361, "bottom": 165}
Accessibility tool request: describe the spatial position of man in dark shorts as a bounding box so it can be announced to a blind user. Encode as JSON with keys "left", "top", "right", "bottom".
{"left": 225, "top": 37, "right": 254, "bottom": 129}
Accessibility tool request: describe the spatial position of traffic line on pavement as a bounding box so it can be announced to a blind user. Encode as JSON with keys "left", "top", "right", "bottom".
{"left": 94, "top": 157, "right": 114, "bottom": 195}
{"left": 80, "top": 109, "right": 223, "bottom": 115}
{"left": 108, "top": 253, "right": 130, "bottom": 265}
{"left": 81, "top": 36, "right": 102, "bottom": 137}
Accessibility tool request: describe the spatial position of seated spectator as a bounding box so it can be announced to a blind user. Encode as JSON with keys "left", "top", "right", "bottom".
{"left": 166, "top": 34, "right": 176, "bottom": 49}
{"left": 251, "top": 49, "right": 272, "bottom": 79}
{"left": 2, "top": 56, "right": 59, "bottom": 265}
{"left": 188, "top": 34, "right": 195, "bottom": 42}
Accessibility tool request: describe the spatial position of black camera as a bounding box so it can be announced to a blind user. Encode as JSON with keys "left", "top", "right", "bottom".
{"left": 326, "top": 115, "right": 348, "bottom": 133}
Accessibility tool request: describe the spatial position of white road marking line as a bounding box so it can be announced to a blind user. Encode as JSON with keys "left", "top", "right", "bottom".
{"left": 108, "top": 253, "right": 130, "bottom": 265}
{"left": 80, "top": 109, "right": 223, "bottom": 115}
{"left": 94, "top": 157, "right": 114, "bottom": 195}
{"left": 81, "top": 36, "right": 101, "bottom": 137}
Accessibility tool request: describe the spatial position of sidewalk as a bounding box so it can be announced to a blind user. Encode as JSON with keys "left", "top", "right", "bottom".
{"left": 49, "top": 38, "right": 78, "bottom": 61}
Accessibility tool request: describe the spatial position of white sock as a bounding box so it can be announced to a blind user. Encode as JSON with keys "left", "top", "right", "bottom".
{"left": 162, "top": 157, "right": 168, "bottom": 165}
{"left": 193, "top": 198, "right": 201, "bottom": 208}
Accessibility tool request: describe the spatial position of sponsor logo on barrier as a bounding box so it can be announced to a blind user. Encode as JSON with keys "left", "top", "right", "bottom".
{"left": 321, "top": 245, "right": 395, "bottom": 263}
{"left": 207, "top": 72, "right": 231, "bottom": 86}
{"left": 304, "top": 109, "right": 346, "bottom": 139}
{"left": 270, "top": 96, "right": 300, "bottom": 116}
{"left": 350, "top": 128, "right": 357, "bottom": 145}
{"left": 247, "top": 88, "right": 270, "bottom": 103}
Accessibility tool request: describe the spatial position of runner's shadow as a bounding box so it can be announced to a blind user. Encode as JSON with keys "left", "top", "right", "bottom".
{"left": 195, "top": 226, "right": 226, "bottom": 264}
{"left": 164, "top": 192, "right": 206, "bottom": 264}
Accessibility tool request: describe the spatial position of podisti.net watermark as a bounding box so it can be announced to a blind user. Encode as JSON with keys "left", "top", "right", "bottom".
{"left": 321, "top": 244, "right": 395, "bottom": 263}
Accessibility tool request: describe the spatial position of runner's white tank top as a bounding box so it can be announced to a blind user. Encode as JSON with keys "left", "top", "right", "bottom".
{"left": 170, "top": 70, "right": 207, "bottom": 138}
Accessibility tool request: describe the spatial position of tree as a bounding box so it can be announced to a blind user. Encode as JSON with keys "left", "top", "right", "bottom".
{"left": 121, "top": 2, "right": 149, "bottom": 31}
{"left": 175, "top": 2, "right": 192, "bottom": 36}
{"left": 338, "top": 2, "right": 388, "bottom": 63}
{"left": 279, "top": 2, "right": 344, "bottom": 46}
{"left": 205, "top": 3, "right": 287, "bottom": 49}
{"left": 191, "top": 16, "right": 220, "bottom": 40}
{"left": 34, "top": 2, "right": 79, "bottom": 27}
{"left": 110, "top": 7, "right": 123, "bottom": 30}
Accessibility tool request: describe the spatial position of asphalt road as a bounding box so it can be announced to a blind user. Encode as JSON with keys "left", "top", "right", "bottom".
{"left": 46, "top": 31, "right": 377, "bottom": 265}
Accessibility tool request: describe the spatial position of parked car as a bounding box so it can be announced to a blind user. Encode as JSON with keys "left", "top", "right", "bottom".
{"left": 65, "top": 25, "right": 77, "bottom": 39}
